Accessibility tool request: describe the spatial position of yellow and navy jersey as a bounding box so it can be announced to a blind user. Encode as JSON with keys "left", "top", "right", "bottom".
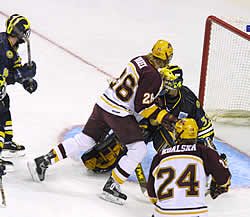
{"left": 0, "top": 32, "right": 22, "bottom": 85}
{"left": 97, "top": 56, "right": 163, "bottom": 117}
{"left": 147, "top": 143, "right": 231, "bottom": 216}
{"left": 157, "top": 85, "right": 214, "bottom": 142}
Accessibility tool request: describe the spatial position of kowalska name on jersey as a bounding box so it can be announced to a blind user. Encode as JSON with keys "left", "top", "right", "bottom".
{"left": 162, "top": 144, "right": 196, "bottom": 155}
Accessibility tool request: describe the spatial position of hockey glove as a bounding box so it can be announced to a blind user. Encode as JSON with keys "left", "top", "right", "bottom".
{"left": 0, "top": 160, "right": 6, "bottom": 176}
{"left": 198, "top": 137, "right": 217, "bottom": 150}
{"left": 21, "top": 61, "right": 37, "bottom": 78}
{"left": 161, "top": 113, "right": 178, "bottom": 131}
{"left": 210, "top": 153, "right": 230, "bottom": 199}
{"left": 209, "top": 178, "right": 230, "bottom": 199}
{"left": 23, "top": 78, "right": 38, "bottom": 94}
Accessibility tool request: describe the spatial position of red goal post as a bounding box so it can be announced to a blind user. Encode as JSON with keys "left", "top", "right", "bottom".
{"left": 199, "top": 16, "right": 250, "bottom": 125}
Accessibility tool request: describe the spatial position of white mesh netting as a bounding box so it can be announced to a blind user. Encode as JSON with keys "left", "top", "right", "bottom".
{"left": 203, "top": 16, "right": 250, "bottom": 125}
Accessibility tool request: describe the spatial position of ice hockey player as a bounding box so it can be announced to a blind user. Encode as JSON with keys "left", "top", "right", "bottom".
{"left": 140, "top": 64, "right": 216, "bottom": 152}
{"left": 147, "top": 118, "right": 231, "bottom": 217}
{"left": 0, "top": 14, "right": 37, "bottom": 168}
{"left": 80, "top": 64, "right": 216, "bottom": 174}
{"left": 27, "top": 39, "right": 178, "bottom": 205}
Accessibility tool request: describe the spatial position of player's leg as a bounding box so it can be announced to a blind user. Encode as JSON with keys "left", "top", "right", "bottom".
{"left": 1, "top": 95, "right": 25, "bottom": 158}
{"left": 100, "top": 114, "right": 147, "bottom": 204}
{"left": 0, "top": 101, "right": 14, "bottom": 170}
{"left": 28, "top": 104, "right": 109, "bottom": 182}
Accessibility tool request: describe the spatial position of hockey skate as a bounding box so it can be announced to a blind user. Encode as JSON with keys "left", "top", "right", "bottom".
{"left": 99, "top": 176, "right": 127, "bottom": 205}
{"left": 2, "top": 141, "right": 25, "bottom": 158}
{"left": 27, "top": 151, "right": 56, "bottom": 182}
{"left": 27, "top": 155, "right": 49, "bottom": 182}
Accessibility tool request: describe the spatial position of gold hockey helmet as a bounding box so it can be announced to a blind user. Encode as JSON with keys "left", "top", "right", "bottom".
{"left": 6, "top": 14, "right": 30, "bottom": 38}
{"left": 175, "top": 118, "right": 198, "bottom": 143}
{"left": 152, "top": 40, "right": 173, "bottom": 61}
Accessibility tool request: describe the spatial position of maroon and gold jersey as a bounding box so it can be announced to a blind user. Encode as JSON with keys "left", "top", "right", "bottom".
{"left": 147, "top": 143, "right": 231, "bottom": 217}
{"left": 97, "top": 56, "right": 163, "bottom": 117}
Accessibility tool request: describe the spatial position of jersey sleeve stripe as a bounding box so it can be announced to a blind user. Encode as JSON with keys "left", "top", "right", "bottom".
{"left": 100, "top": 96, "right": 130, "bottom": 112}
{"left": 156, "top": 110, "right": 168, "bottom": 124}
{"left": 128, "top": 63, "right": 139, "bottom": 83}
{"left": 153, "top": 155, "right": 203, "bottom": 177}
{"left": 139, "top": 104, "right": 158, "bottom": 118}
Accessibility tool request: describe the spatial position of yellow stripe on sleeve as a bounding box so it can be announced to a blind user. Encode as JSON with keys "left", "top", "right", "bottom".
{"left": 156, "top": 110, "right": 168, "bottom": 124}
{"left": 139, "top": 104, "right": 158, "bottom": 118}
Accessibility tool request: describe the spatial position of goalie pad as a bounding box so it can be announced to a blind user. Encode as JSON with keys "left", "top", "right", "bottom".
{"left": 81, "top": 118, "right": 175, "bottom": 173}
{"left": 81, "top": 134, "right": 127, "bottom": 173}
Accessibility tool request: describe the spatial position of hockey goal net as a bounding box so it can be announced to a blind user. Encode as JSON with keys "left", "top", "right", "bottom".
{"left": 199, "top": 16, "right": 250, "bottom": 125}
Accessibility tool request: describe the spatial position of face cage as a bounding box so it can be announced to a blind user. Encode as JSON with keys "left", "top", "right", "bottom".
{"left": 12, "top": 26, "right": 31, "bottom": 39}
{"left": 167, "top": 53, "right": 173, "bottom": 63}
{"left": 163, "top": 78, "right": 182, "bottom": 91}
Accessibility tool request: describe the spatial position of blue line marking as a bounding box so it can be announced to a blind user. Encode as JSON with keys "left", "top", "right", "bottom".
{"left": 63, "top": 127, "right": 250, "bottom": 188}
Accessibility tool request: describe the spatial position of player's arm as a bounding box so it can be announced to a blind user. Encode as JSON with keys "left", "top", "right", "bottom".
{"left": 194, "top": 100, "right": 215, "bottom": 149}
{"left": 0, "top": 43, "right": 37, "bottom": 93}
{"left": 0, "top": 46, "right": 9, "bottom": 99}
{"left": 134, "top": 72, "right": 178, "bottom": 127}
{"left": 203, "top": 147, "right": 231, "bottom": 199}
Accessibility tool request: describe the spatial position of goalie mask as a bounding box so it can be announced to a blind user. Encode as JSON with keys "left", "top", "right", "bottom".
{"left": 6, "top": 14, "right": 31, "bottom": 39}
{"left": 160, "top": 65, "right": 183, "bottom": 94}
{"left": 174, "top": 118, "right": 198, "bottom": 144}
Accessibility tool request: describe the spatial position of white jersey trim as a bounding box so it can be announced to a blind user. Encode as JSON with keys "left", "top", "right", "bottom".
{"left": 154, "top": 206, "right": 208, "bottom": 215}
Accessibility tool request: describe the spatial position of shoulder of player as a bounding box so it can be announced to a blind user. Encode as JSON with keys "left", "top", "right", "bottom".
{"left": 130, "top": 56, "right": 160, "bottom": 76}
{"left": 181, "top": 86, "right": 197, "bottom": 98}
{"left": 0, "top": 33, "right": 6, "bottom": 51}
{"left": 180, "top": 85, "right": 201, "bottom": 105}
{"left": 130, "top": 56, "right": 162, "bottom": 88}
{"left": 196, "top": 143, "right": 221, "bottom": 162}
{"left": 0, "top": 33, "right": 12, "bottom": 57}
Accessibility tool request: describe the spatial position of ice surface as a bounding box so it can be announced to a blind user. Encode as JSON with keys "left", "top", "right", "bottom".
{"left": 0, "top": 1, "right": 249, "bottom": 216}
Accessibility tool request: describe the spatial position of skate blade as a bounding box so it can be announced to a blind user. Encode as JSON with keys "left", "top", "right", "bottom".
{"left": 27, "top": 161, "right": 41, "bottom": 182}
{"left": 99, "top": 192, "right": 125, "bottom": 205}
{"left": 1, "top": 150, "right": 25, "bottom": 158}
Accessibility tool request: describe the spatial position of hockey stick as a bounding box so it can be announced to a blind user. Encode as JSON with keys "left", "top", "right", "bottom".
{"left": 135, "top": 163, "right": 147, "bottom": 195}
{"left": 12, "top": 26, "right": 32, "bottom": 69}
{"left": 134, "top": 126, "right": 175, "bottom": 196}
{"left": 23, "top": 37, "right": 32, "bottom": 69}
{"left": 0, "top": 177, "right": 6, "bottom": 207}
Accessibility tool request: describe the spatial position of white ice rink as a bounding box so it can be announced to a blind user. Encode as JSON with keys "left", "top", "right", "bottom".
{"left": 0, "top": 0, "right": 250, "bottom": 216}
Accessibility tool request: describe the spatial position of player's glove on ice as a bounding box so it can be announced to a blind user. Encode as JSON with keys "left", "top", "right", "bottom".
{"left": 23, "top": 78, "right": 38, "bottom": 94}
